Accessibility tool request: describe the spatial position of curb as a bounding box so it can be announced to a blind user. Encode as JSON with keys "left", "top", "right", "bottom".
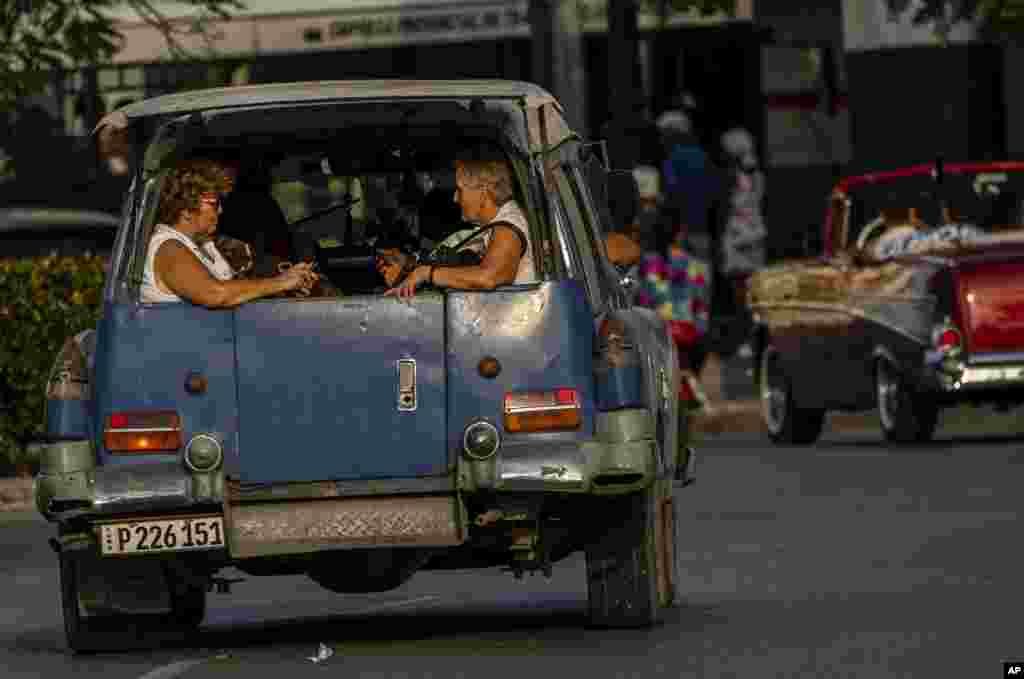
{"left": 692, "top": 399, "right": 880, "bottom": 436}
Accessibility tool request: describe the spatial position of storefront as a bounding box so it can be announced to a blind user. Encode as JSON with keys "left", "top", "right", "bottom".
{"left": 56, "top": 0, "right": 757, "bottom": 142}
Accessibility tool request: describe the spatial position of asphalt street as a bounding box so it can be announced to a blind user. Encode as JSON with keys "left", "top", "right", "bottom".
{"left": 1, "top": 412, "right": 1022, "bottom": 678}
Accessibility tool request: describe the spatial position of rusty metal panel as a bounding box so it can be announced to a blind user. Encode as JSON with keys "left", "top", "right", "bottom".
{"left": 229, "top": 495, "right": 463, "bottom": 558}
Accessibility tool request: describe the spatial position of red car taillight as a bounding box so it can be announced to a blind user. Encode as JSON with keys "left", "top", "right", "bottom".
{"left": 932, "top": 320, "right": 962, "bottom": 354}
{"left": 504, "top": 389, "right": 582, "bottom": 433}
{"left": 104, "top": 410, "right": 182, "bottom": 453}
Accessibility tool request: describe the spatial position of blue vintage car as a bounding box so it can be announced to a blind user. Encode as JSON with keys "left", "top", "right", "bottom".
{"left": 33, "top": 80, "right": 689, "bottom": 651}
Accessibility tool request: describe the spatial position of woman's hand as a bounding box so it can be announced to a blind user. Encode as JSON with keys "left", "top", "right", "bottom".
{"left": 275, "top": 261, "right": 319, "bottom": 296}
{"left": 385, "top": 265, "right": 431, "bottom": 299}
{"left": 375, "top": 249, "right": 411, "bottom": 288}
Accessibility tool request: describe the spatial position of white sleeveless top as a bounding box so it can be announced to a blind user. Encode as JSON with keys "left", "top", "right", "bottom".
{"left": 484, "top": 200, "right": 537, "bottom": 284}
{"left": 141, "top": 224, "right": 234, "bottom": 303}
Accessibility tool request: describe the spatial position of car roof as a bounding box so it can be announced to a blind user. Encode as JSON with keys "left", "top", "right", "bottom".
{"left": 834, "top": 161, "right": 1024, "bottom": 194}
{"left": 111, "top": 79, "right": 557, "bottom": 120}
{"left": 0, "top": 207, "right": 120, "bottom": 235}
{"left": 96, "top": 79, "right": 574, "bottom": 155}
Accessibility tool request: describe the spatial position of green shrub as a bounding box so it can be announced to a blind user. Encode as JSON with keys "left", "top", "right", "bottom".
{"left": 0, "top": 255, "right": 105, "bottom": 466}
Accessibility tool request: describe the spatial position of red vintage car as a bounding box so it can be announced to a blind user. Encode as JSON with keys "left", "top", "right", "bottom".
{"left": 749, "top": 161, "right": 1024, "bottom": 444}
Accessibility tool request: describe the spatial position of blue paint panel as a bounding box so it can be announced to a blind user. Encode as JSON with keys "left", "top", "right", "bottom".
{"left": 446, "top": 281, "right": 595, "bottom": 455}
{"left": 595, "top": 364, "right": 644, "bottom": 411}
{"left": 234, "top": 295, "right": 447, "bottom": 483}
{"left": 46, "top": 400, "right": 91, "bottom": 440}
{"left": 92, "top": 303, "right": 238, "bottom": 468}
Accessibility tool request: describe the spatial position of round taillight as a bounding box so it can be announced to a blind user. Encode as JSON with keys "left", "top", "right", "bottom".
{"left": 936, "top": 328, "right": 961, "bottom": 351}
{"left": 463, "top": 420, "right": 500, "bottom": 461}
{"left": 184, "top": 434, "right": 223, "bottom": 472}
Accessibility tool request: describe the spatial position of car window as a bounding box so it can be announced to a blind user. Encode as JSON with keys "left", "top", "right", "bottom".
{"left": 568, "top": 164, "right": 627, "bottom": 302}
{"left": 550, "top": 162, "right": 603, "bottom": 311}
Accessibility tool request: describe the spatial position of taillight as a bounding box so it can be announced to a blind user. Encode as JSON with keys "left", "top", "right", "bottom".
{"left": 104, "top": 410, "right": 182, "bottom": 453}
{"left": 504, "top": 389, "right": 582, "bottom": 433}
{"left": 932, "top": 320, "right": 962, "bottom": 354}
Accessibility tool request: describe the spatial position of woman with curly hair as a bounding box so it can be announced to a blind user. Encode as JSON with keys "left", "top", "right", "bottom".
{"left": 142, "top": 157, "right": 317, "bottom": 306}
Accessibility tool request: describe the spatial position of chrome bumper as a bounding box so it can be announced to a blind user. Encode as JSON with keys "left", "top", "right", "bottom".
{"left": 924, "top": 351, "right": 1024, "bottom": 393}
{"left": 460, "top": 409, "right": 663, "bottom": 496}
{"left": 34, "top": 440, "right": 222, "bottom": 521}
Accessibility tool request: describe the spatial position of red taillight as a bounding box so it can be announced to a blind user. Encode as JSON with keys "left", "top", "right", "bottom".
{"left": 555, "top": 388, "right": 578, "bottom": 405}
{"left": 932, "top": 322, "right": 962, "bottom": 353}
{"left": 938, "top": 330, "right": 960, "bottom": 349}
{"left": 504, "top": 389, "right": 582, "bottom": 433}
{"left": 104, "top": 410, "right": 182, "bottom": 453}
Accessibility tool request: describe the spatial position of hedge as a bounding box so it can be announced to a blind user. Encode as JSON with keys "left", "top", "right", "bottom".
{"left": 0, "top": 255, "right": 105, "bottom": 467}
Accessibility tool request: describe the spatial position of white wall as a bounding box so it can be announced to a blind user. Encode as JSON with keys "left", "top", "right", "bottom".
{"left": 842, "top": 0, "right": 975, "bottom": 52}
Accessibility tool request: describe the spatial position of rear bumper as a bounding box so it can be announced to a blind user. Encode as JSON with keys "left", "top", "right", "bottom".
{"left": 36, "top": 409, "right": 666, "bottom": 526}
{"left": 462, "top": 409, "right": 662, "bottom": 496}
{"left": 34, "top": 440, "right": 223, "bottom": 523}
{"left": 921, "top": 351, "right": 1024, "bottom": 400}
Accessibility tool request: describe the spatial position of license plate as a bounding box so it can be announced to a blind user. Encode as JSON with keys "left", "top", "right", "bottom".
{"left": 99, "top": 516, "right": 225, "bottom": 556}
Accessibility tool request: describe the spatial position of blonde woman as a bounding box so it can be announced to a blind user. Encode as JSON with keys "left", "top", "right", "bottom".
{"left": 142, "top": 158, "right": 317, "bottom": 307}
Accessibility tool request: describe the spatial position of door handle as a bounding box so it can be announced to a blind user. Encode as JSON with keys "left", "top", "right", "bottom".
{"left": 397, "top": 359, "right": 417, "bottom": 411}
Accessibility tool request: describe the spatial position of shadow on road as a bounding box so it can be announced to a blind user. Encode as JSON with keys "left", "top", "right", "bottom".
{"left": 8, "top": 599, "right": 725, "bottom": 658}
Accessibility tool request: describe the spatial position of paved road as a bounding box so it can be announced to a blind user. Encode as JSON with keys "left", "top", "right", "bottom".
{"left": 2, "top": 422, "right": 1022, "bottom": 678}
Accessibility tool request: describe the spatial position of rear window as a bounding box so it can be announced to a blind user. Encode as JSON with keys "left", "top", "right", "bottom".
{"left": 133, "top": 126, "right": 540, "bottom": 296}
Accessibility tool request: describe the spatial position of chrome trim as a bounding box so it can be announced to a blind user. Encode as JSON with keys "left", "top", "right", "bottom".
{"left": 397, "top": 358, "right": 417, "bottom": 412}
{"left": 960, "top": 364, "right": 1024, "bottom": 385}
{"left": 184, "top": 433, "right": 224, "bottom": 473}
{"left": 967, "top": 351, "right": 1024, "bottom": 365}
{"left": 498, "top": 443, "right": 587, "bottom": 490}
{"left": 93, "top": 462, "right": 193, "bottom": 512}
{"left": 462, "top": 420, "right": 501, "bottom": 461}
{"left": 104, "top": 427, "right": 179, "bottom": 433}
{"left": 505, "top": 403, "right": 579, "bottom": 415}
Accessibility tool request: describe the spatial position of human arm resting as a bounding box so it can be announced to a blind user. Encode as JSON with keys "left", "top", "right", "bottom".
{"left": 385, "top": 224, "right": 523, "bottom": 298}
{"left": 155, "top": 241, "right": 315, "bottom": 308}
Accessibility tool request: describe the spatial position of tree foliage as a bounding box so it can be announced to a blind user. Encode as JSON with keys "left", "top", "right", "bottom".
{"left": 0, "top": 254, "right": 106, "bottom": 467}
{"left": 2, "top": 0, "right": 243, "bottom": 111}
{"left": 884, "top": 0, "right": 1024, "bottom": 43}
{"left": 640, "top": 0, "right": 737, "bottom": 18}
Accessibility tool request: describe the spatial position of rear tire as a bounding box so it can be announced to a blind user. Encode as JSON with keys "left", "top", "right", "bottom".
{"left": 59, "top": 546, "right": 199, "bottom": 653}
{"left": 585, "top": 480, "right": 677, "bottom": 628}
{"left": 876, "top": 358, "right": 938, "bottom": 443}
{"left": 759, "top": 347, "right": 825, "bottom": 445}
{"left": 59, "top": 549, "right": 149, "bottom": 653}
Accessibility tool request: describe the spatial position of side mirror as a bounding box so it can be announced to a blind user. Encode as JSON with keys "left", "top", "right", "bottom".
{"left": 607, "top": 169, "right": 640, "bottom": 229}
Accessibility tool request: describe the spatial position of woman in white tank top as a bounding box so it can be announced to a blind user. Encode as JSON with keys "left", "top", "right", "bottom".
{"left": 386, "top": 145, "right": 537, "bottom": 299}
{"left": 141, "top": 158, "right": 317, "bottom": 307}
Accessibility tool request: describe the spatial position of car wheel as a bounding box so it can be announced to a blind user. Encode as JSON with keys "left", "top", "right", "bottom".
{"left": 59, "top": 546, "right": 193, "bottom": 653}
{"left": 585, "top": 480, "right": 677, "bottom": 628}
{"left": 58, "top": 549, "right": 145, "bottom": 653}
{"left": 875, "top": 358, "right": 938, "bottom": 443}
{"left": 759, "top": 347, "right": 825, "bottom": 445}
